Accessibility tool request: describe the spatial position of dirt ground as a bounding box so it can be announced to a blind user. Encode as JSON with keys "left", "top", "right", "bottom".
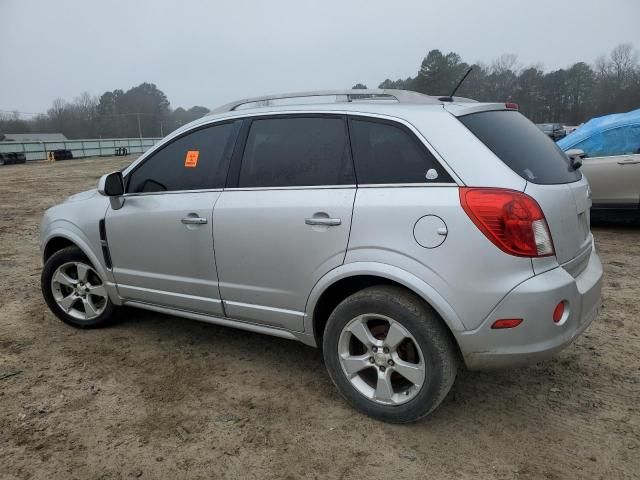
{"left": 0, "top": 156, "right": 638, "bottom": 480}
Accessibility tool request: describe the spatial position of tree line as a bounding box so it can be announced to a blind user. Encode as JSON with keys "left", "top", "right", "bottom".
{"left": 1, "top": 43, "right": 638, "bottom": 140}
{"left": 0, "top": 82, "right": 210, "bottom": 139}
{"left": 354, "top": 43, "right": 640, "bottom": 125}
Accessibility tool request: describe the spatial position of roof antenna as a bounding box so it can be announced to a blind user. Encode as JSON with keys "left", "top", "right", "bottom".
{"left": 441, "top": 67, "right": 473, "bottom": 102}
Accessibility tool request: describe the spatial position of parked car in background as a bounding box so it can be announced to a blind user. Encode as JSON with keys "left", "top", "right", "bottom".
{"left": 537, "top": 123, "right": 567, "bottom": 141}
{"left": 564, "top": 125, "right": 579, "bottom": 136}
{"left": 558, "top": 108, "right": 640, "bottom": 215}
{"left": 0, "top": 152, "right": 27, "bottom": 165}
{"left": 40, "top": 90, "right": 602, "bottom": 423}
{"left": 52, "top": 149, "right": 74, "bottom": 160}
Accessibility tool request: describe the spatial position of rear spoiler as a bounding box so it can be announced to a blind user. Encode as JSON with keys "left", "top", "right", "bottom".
{"left": 443, "top": 102, "right": 515, "bottom": 117}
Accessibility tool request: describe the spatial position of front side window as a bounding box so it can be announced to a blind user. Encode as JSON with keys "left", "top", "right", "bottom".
{"left": 238, "top": 116, "right": 354, "bottom": 188}
{"left": 349, "top": 118, "right": 452, "bottom": 184}
{"left": 127, "top": 122, "right": 238, "bottom": 193}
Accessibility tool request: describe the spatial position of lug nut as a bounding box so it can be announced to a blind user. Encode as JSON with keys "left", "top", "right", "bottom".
{"left": 379, "top": 366, "right": 386, "bottom": 372}
{"left": 369, "top": 357, "right": 375, "bottom": 364}
{"left": 388, "top": 359, "right": 394, "bottom": 366}
{"left": 372, "top": 346, "right": 377, "bottom": 353}
{"left": 383, "top": 347, "right": 389, "bottom": 353}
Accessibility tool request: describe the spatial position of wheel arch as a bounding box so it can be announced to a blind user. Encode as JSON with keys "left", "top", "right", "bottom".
{"left": 305, "top": 262, "right": 466, "bottom": 348}
{"left": 42, "top": 228, "right": 122, "bottom": 305}
{"left": 42, "top": 226, "right": 112, "bottom": 284}
{"left": 43, "top": 236, "right": 77, "bottom": 263}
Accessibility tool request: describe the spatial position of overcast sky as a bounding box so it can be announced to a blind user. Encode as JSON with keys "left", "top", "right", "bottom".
{"left": 1, "top": 0, "right": 639, "bottom": 115}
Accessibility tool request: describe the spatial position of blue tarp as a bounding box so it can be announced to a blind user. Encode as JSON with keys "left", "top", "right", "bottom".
{"left": 557, "top": 108, "right": 640, "bottom": 157}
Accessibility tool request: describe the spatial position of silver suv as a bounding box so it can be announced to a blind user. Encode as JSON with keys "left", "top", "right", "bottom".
{"left": 40, "top": 90, "right": 603, "bottom": 423}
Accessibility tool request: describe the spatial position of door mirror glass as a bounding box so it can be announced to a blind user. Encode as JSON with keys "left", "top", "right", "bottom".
{"left": 98, "top": 171, "right": 124, "bottom": 196}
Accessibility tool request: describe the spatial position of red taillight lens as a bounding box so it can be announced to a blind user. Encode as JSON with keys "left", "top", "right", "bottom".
{"left": 491, "top": 318, "right": 523, "bottom": 329}
{"left": 505, "top": 102, "right": 519, "bottom": 110}
{"left": 460, "top": 187, "right": 555, "bottom": 257}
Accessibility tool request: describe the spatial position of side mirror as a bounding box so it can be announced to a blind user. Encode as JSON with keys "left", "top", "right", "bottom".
{"left": 565, "top": 148, "right": 585, "bottom": 159}
{"left": 98, "top": 171, "right": 124, "bottom": 196}
{"left": 565, "top": 149, "right": 585, "bottom": 170}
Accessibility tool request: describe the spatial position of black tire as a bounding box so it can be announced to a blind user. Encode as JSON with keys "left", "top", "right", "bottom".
{"left": 323, "top": 285, "right": 457, "bottom": 423}
{"left": 41, "top": 246, "right": 116, "bottom": 328}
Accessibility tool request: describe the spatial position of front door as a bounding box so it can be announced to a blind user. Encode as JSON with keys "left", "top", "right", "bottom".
{"left": 213, "top": 115, "right": 356, "bottom": 331}
{"left": 106, "top": 120, "right": 241, "bottom": 315}
{"left": 107, "top": 192, "right": 223, "bottom": 315}
{"left": 576, "top": 124, "right": 640, "bottom": 208}
{"left": 582, "top": 154, "right": 640, "bottom": 207}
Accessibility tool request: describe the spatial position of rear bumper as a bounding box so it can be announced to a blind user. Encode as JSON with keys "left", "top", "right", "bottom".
{"left": 457, "top": 249, "right": 603, "bottom": 370}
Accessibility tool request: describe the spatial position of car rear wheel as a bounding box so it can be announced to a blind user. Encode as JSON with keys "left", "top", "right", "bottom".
{"left": 41, "top": 246, "right": 116, "bottom": 328}
{"left": 323, "top": 285, "right": 457, "bottom": 423}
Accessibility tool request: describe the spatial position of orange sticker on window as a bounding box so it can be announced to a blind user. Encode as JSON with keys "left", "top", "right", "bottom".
{"left": 184, "top": 150, "right": 199, "bottom": 168}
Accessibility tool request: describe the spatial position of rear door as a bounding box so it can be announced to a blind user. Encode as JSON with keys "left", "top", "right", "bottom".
{"left": 213, "top": 115, "right": 356, "bottom": 331}
{"left": 458, "top": 109, "right": 589, "bottom": 265}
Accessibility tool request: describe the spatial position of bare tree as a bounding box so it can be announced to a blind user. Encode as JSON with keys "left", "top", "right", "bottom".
{"left": 48, "top": 98, "right": 67, "bottom": 120}
{"left": 610, "top": 43, "right": 638, "bottom": 82}
{"left": 491, "top": 53, "right": 519, "bottom": 75}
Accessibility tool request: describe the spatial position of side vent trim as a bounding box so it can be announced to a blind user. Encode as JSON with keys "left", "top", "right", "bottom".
{"left": 99, "top": 218, "right": 113, "bottom": 269}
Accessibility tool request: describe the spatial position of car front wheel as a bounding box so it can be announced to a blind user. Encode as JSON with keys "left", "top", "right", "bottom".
{"left": 41, "top": 246, "right": 116, "bottom": 328}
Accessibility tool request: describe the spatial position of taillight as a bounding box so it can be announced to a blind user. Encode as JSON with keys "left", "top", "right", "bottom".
{"left": 460, "top": 187, "right": 555, "bottom": 257}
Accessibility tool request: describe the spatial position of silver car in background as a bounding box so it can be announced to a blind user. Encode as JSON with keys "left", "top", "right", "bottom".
{"left": 560, "top": 109, "right": 640, "bottom": 215}
{"left": 40, "top": 90, "right": 602, "bottom": 423}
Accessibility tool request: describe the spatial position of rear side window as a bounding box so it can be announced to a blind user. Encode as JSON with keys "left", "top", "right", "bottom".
{"left": 459, "top": 110, "right": 581, "bottom": 185}
{"left": 238, "top": 116, "right": 354, "bottom": 187}
{"left": 127, "top": 121, "right": 238, "bottom": 193}
{"left": 349, "top": 118, "right": 452, "bottom": 184}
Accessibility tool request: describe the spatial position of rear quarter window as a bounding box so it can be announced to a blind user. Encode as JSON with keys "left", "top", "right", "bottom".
{"left": 460, "top": 110, "right": 581, "bottom": 185}
{"left": 349, "top": 117, "right": 452, "bottom": 184}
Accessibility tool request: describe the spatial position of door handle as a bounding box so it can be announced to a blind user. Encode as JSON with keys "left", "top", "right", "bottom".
{"left": 305, "top": 217, "right": 341, "bottom": 226}
{"left": 181, "top": 216, "right": 208, "bottom": 225}
{"left": 617, "top": 159, "right": 640, "bottom": 165}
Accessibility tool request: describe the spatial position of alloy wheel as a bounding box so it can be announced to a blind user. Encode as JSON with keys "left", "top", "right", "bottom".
{"left": 50, "top": 261, "right": 108, "bottom": 321}
{"left": 337, "top": 314, "right": 426, "bottom": 405}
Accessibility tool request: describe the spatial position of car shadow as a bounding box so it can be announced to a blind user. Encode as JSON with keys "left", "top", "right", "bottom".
{"left": 591, "top": 213, "right": 640, "bottom": 228}
{"left": 112, "top": 306, "right": 575, "bottom": 429}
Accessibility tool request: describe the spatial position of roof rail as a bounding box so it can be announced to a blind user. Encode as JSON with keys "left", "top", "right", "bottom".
{"left": 210, "top": 89, "right": 442, "bottom": 114}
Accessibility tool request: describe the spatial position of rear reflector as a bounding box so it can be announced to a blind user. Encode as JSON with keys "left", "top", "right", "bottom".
{"left": 460, "top": 187, "right": 555, "bottom": 257}
{"left": 553, "top": 301, "right": 565, "bottom": 323}
{"left": 491, "top": 318, "right": 523, "bottom": 329}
